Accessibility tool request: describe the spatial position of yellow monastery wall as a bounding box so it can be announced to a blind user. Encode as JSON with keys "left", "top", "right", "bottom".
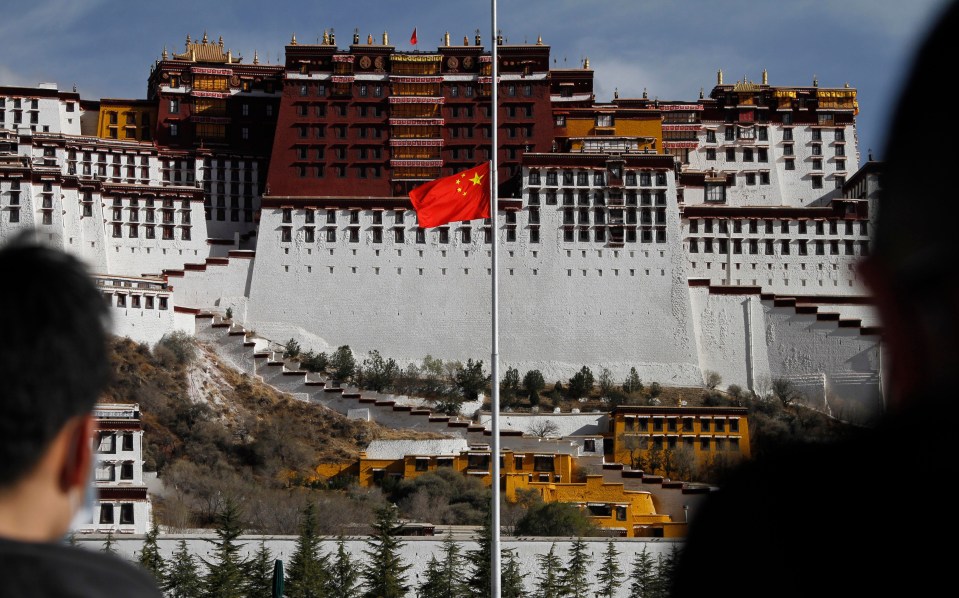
{"left": 96, "top": 102, "right": 157, "bottom": 142}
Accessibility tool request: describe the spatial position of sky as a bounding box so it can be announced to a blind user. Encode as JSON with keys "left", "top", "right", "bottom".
{"left": 1, "top": 0, "right": 952, "bottom": 166}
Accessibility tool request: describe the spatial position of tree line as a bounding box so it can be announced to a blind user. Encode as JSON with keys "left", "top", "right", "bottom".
{"left": 121, "top": 499, "right": 680, "bottom": 598}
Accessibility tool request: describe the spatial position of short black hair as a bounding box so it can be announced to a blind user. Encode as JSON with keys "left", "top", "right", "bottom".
{"left": 0, "top": 234, "right": 111, "bottom": 487}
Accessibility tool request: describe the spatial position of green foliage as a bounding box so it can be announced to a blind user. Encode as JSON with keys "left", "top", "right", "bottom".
{"left": 566, "top": 366, "right": 594, "bottom": 400}
{"left": 202, "top": 499, "right": 248, "bottom": 598}
{"left": 358, "top": 350, "right": 399, "bottom": 393}
{"left": 326, "top": 536, "right": 361, "bottom": 598}
{"left": 299, "top": 350, "right": 329, "bottom": 373}
{"left": 596, "top": 541, "right": 623, "bottom": 598}
{"left": 772, "top": 377, "right": 798, "bottom": 406}
{"left": 522, "top": 369, "right": 545, "bottom": 405}
{"left": 628, "top": 546, "right": 657, "bottom": 598}
{"left": 454, "top": 358, "right": 487, "bottom": 402}
{"left": 155, "top": 330, "right": 197, "bottom": 368}
{"left": 534, "top": 543, "right": 563, "bottom": 598}
{"left": 165, "top": 539, "right": 203, "bottom": 598}
{"left": 501, "top": 366, "right": 521, "bottom": 407}
{"left": 559, "top": 538, "right": 591, "bottom": 597}
{"left": 286, "top": 502, "right": 329, "bottom": 598}
{"left": 361, "top": 504, "right": 411, "bottom": 598}
{"left": 622, "top": 367, "right": 643, "bottom": 394}
{"left": 225, "top": 306, "right": 233, "bottom": 320}
{"left": 137, "top": 521, "right": 165, "bottom": 584}
{"left": 466, "top": 513, "right": 493, "bottom": 598}
{"left": 392, "top": 468, "right": 490, "bottom": 526}
{"left": 418, "top": 355, "right": 447, "bottom": 397}
{"left": 419, "top": 534, "right": 467, "bottom": 598}
{"left": 500, "top": 550, "right": 525, "bottom": 598}
{"left": 284, "top": 338, "right": 302, "bottom": 359}
{"left": 242, "top": 542, "right": 274, "bottom": 598}
{"left": 514, "top": 502, "right": 596, "bottom": 537}
{"left": 102, "top": 531, "right": 117, "bottom": 555}
{"left": 655, "top": 546, "right": 682, "bottom": 598}
{"left": 598, "top": 367, "right": 615, "bottom": 396}
{"left": 329, "top": 345, "right": 357, "bottom": 382}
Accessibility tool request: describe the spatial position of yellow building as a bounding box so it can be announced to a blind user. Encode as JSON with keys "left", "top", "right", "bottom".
{"left": 97, "top": 99, "right": 157, "bottom": 142}
{"left": 507, "top": 474, "right": 677, "bottom": 538}
{"left": 559, "top": 106, "right": 663, "bottom": 154}
{"left": 608, "top": 406, "right": 751, "bottom": 478}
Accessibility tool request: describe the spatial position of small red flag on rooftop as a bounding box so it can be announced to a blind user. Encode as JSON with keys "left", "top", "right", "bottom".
{"left": 410, "top": 27, "right": 418, "bottom": 46}
{"left": 409, "top": 162, "right": 491, "bottom": 228}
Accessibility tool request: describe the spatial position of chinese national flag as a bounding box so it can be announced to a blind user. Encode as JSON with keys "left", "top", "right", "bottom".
{"left": 409, "top": 162, "right": 491, "bottom": 228}
{"left": 410, "top": 27, "right": 418, "bottom": 45}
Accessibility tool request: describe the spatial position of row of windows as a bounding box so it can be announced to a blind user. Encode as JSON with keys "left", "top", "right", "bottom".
{"left": 688, "top": 218, "right": 868, "bottom": 236}
{"left": 95, "top": 462, "right": 136, "bottom": 482}
{"left": 109, "top": 208, "right": 190, "bottom": 224}
{"left": 111, "top": 223, "right": 190, "bottom": 241}
{"left": 688, "top": 237, "right": 869, "bottom": 256}
{"left": 206, "top": 208, "right": 255, "bottom": 222}
{"left": 623, "top": 416, "right": 741, "bottom": 433}
{"left": 529, "top": 170, "right": 668, "bottom": 187}
{"left": 168, "top": 98, "right": 275, "bottom": 118}
{"left": 529, "top": 189, "right": 668, "bottom": 207}
{"left": 629, "top": 434, "right": 742, "bottom": 452}
{"left": 95, "top": 432, "right": 136, "bottom": 453}
{"left": 97, "top": 503, "right": 136, "bottom": 525}
{"left": 108, "top": 292, "right": 169, "bottom": 310}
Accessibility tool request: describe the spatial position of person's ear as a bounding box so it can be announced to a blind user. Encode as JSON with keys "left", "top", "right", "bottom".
{"left": 59, "top": 415, "right": 94, "bottom": 493}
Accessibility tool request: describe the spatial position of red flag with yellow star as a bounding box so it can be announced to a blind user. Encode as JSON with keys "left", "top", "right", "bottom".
{"left": 408, "top": 162, "right": 491, "bottom": 228}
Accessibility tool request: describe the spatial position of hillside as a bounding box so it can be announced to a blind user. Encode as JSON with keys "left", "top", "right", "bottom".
{"left": 103, "top": 333, "right": 447, "bottom": 533}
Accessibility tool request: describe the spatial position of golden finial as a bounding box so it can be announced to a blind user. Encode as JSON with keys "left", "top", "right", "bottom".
{"left": 227, "top": 49, "right": 233, "bottom": 64}
{"left": 253, "top": 50, "right": 259, "bottom": 65}
{"left": 463, "top": 35, "right": 469, "bottom": 45}
{"left": 291, "top": 33, "right": 297, "bottom": 45}
{"left": 583, "top": 56, "right": 590, "bottom": 69}
{"left": 717, "top": 69, "right": 723, "bottom": 85}
{"left": 444, "top": 32, "right": 451, "bottom": 46}
{"left": 537, "top": 35, "right": 543, "bottom": 45}
{"left": 813, "top": 74, "right": 818, "bottom": 87}
{"left": 382, "top": 31, "right": 389, "bottom": 45}
{"left": 323, "top": 30, "right": 330, "bottom": 45}
{"left": 162, "top": 46, "right": 168, "bottom": 60}
{"left": 190, "top": 48, "right": 196, "bottom": 62}
{"left": 367, "top": 33, "right": 373, "bottom": 44}
{"left": 762, "top": 68, "right": 768, "bottom": 85}
{"left": 202, "top": 31, "right": 208, "bottom": 44}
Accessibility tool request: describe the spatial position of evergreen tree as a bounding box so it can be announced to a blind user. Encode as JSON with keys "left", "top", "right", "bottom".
{"left": 596, "top": 541, "right": 623, "bottom": 598}
{"left": 558, "top": 538, "right": 590, "bottom": 598}
{"left": 466, "top": 512, "right": 493, "bottom": 598}
{"left": 500, "top": 549, "right": 525, "bottom": 598}
{"left": 534, "top": 543, "right": 563, "bottom": 598}
{"left": 361, "top": 504, "right": 410, "bottom": 598}
{"left": 102, "top": 531, "right": 117, "bottom": 555}
{"left": 420, "top": 533, "right": 466, "bottom": 598}
{"left": 243, "top": 541, "right": 274, "bottom": 598}
{"left": 138, "top": 521, "right": 166, "bottom": 586}
{"left": 203, "top": 498, "right": 247, "bottom": 598}
{"left": 628, "top": 546, "right": 657, "bottom": 598}
{"left": 286, "top": 502, "right": 329, "bottom": 598}
{"left": 325, "top": 536, "right": 361, "bottom": 598}
{"left": 165, "top": 539, "right": 203, "bottom": 598}
{"left": 654, "top": 546, "right": 682, "bottom": 598}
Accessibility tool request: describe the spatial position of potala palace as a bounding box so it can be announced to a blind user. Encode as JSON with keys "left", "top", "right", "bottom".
{"left": 0, "top": 31, "right": 883, "bottom": 409}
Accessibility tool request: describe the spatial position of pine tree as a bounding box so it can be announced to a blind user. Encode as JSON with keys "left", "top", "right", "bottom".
{"left": 165, "top": 539, "right": 203, "bottom": 598}
{"left": 653, "top": 546, "right": 682, "bottom": 598}
{"left": 465, "top": 513, "right": 494, "bottom": 597}
{"left": 420, "top": 533, "right": 466, "bottom": 598}
{"left": 325, "top": 536, "right": 361, "bottom": 598}
{"left": 596, "top": 541, "right": 623, "bottom": 598}
{"left": 361, "top": 504, "right": 411, "bottom": 598}
{"left": 203, "top": 498, "right": 248, "bottom": 598}
{"left": 534, "top": 543, "right": 563, "bottom": 598}
{"left": 628, "top": 546, "right": 657, "bottom": 598}
{"left": 243, "top": 541, "right": 274, "bottom": 598}
{"left": 102, "top": 531, "right": 117, "bottom": 555}
{"left": 138, "top": 521, "right": 166, "bottom": 586}
{"left": 286, "top": 502, "right": 329, "bottom": 598}
{"left": 558, "top": 538, "right": 590, "bottom": 598}
{"left": 500, "top": 549, "right": 525, "bottom": 598}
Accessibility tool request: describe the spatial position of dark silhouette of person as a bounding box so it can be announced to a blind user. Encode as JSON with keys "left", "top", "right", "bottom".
{"left": 0, "top": 234, "right": 162, "bottom": 596}
{"left": 670, "top": 2, "right": 959, "bottom": 596}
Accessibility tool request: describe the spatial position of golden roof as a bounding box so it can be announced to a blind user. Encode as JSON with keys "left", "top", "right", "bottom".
{"left": 173, "top": 33, "right": 238, "bottom": 63}
{"left": 732, "top": 80, "right": 761, "bottom": 92}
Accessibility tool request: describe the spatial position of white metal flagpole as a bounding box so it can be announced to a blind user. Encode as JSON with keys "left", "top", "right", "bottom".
{"left": 489, "top": 0, "right": 502, "bottom": 596}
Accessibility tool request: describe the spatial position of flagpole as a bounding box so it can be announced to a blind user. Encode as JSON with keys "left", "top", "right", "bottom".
{"left": 489, "top": 0, "right": 502, "bottom": 596}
